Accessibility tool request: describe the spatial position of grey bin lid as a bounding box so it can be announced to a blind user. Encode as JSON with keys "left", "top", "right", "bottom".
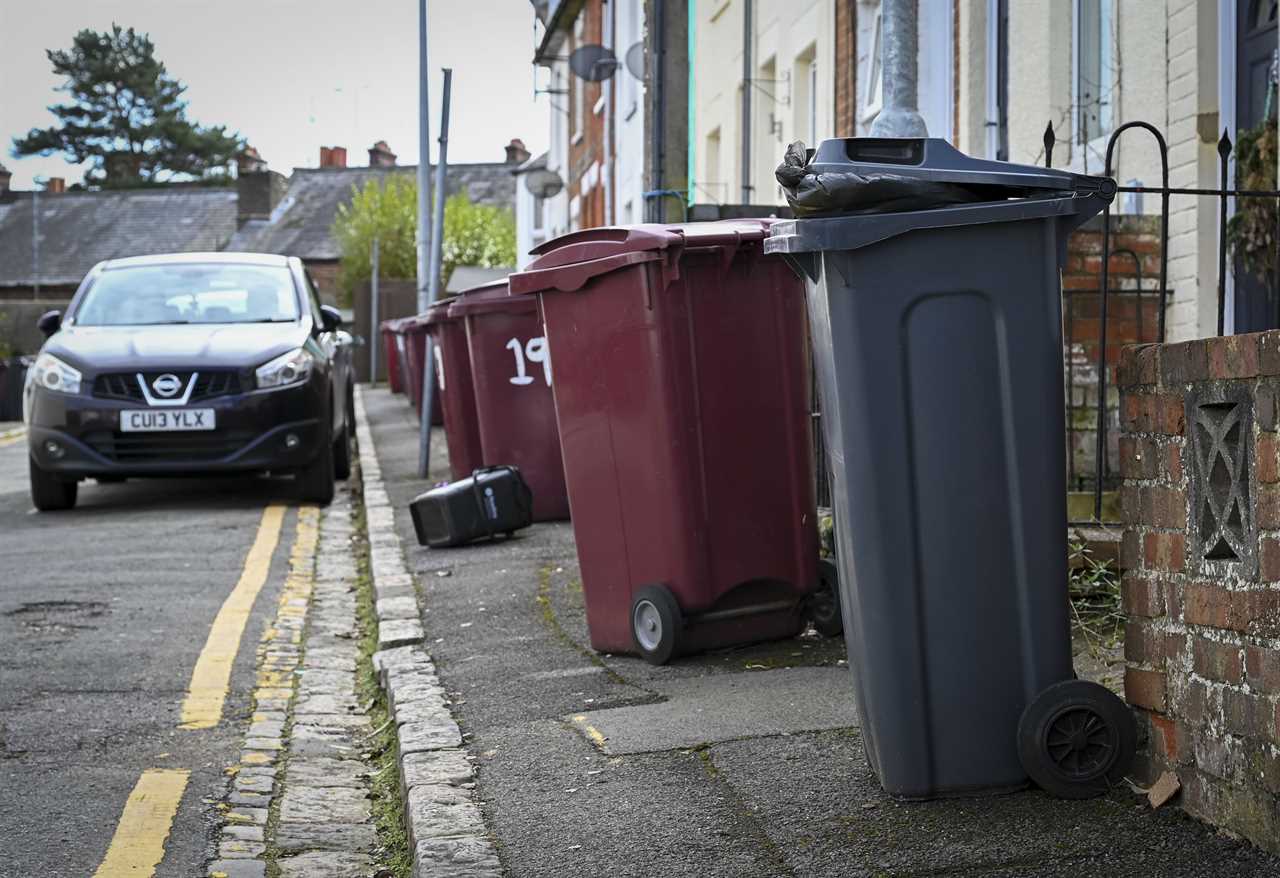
{"left": 766, "top": 137, "right": 1115, "bottom": 256}
{"left": 803, "top": 137, "right": 1114, "bottom": 199}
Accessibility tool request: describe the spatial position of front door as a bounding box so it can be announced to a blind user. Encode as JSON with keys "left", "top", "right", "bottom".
{"left": 1233, "top": 0, "right": 1279, "bottom": 333}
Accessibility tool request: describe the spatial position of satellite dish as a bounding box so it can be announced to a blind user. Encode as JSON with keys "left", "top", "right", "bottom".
{"left": 569, "top": 44, "right": 618, "bottom": 82}
{"left": 525, "top": 168, "right": 564, "bottom": 199}
{"left": 624, "top": 42, "right": 645, "bottom": 80}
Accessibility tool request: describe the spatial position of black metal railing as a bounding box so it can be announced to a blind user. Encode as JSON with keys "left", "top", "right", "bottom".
{"left": 1046, "top": 119, "right": 1280, "bottom": 524}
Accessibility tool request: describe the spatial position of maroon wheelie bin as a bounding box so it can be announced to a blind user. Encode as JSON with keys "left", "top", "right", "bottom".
{"left": 401, "top": 313, "right": 444, "bottom": 426}
{"left": 423, "top": 298, "right": 485, "bottom": 480}
{"left": 508, "top": 221, "right": 833, "bottom": 663}
{"left": 451, "top": 279, "right": 570, "bottom": 521}
{"left": 380, "top": 318, "right": 406, "bottom": 394}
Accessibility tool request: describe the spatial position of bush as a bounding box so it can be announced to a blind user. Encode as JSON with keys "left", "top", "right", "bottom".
{"left": 332, "top": 178, "right": 516, "bottom": 305}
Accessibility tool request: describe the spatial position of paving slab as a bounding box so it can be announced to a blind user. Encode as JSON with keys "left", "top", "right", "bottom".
{"left": 569, "top": 665, "right": 858, "bottom": 755}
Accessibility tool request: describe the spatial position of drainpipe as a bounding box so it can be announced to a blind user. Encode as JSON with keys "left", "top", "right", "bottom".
{"left": 741, "top": 0, "right": 753, "bottom": 203}
{"left": 870, "top": 0, "right": 928, "bottom": 137}
{"left": 649, "top": 0, "right": 665, "bottom": 221}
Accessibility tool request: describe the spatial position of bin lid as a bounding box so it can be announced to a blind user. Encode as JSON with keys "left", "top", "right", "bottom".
{"left": 448, "top": 278, "right": 535, "bottom": 316}
{"left": 421, "top": 296, "right": 459, "bottom": 326}
{"left": 796, "top": 137, "right": 1115, "bottom": 201}
{"left": 510, "top": 220, "right": 776, "bottom": 296}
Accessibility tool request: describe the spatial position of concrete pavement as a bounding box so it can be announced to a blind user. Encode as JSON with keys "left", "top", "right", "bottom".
{"left": 358, "top": 385, "right": 1280, "bottom": 878}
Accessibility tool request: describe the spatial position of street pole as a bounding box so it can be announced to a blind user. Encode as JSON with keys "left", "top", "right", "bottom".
{"left": 869, "top": 0, "right": 928, "bottom": 138}
{"left": 31, "top": 182, "right": 40, "bottom": 298}
{"left": 416, "top": 0, "right": 433, "bottom": 315}
{"left": 418, "top": 69, "right": 452, "bottom": 479}
{"left": 369, "top": 237, "right": 380, "bottom": 386}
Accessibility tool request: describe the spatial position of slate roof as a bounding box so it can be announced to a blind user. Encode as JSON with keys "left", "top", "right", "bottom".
{"left": 227, "top": 163, "right": 516, "bottom": 261}
{"left": 0, "top": 188, "right": 238, "bottom": 288}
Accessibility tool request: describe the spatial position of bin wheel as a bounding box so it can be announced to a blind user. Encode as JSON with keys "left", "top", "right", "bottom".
{"left": 631, "top": 585, "right": 681, "bottom": 665}
{"left": 810, "top": 559, "right": 843, "bottom": 637}
{"left": 1017, "top": 679, "right": 1135, "bottom": 800}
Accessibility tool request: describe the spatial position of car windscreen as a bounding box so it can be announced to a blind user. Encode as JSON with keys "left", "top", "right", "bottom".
{"left": 73, "top": 264, "right": 301, "bottom": 326}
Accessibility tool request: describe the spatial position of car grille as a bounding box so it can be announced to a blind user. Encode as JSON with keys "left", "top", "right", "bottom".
{"left": 92, "top": 371, "right": 243, "bottom": 403}
{"left": 83, "top": 429, "right": 256, "bottom": 463}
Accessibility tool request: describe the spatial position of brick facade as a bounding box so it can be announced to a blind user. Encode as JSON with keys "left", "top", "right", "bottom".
{"left": 567, "top": 0, "right": 609, "bottom": 229}
{"left": 833, "top": 0, "right": 857, "bottom": 137}
{"left": 1118, "top": 332, "right": 1280, "bottom": 851}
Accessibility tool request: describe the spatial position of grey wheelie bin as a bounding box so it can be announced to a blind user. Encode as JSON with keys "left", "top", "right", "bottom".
{"left": 765, "top": 137, "right": 1135, "bottom": 800}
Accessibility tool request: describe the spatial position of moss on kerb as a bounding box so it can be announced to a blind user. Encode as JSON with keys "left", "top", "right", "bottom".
{"left": 352, "top": 485, "right": 414, "bottom": 878}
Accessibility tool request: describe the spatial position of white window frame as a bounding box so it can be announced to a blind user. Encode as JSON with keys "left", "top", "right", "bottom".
{"left": 1071, "top": 0, "right": 1116, "bottom": 173}
{"left": 808, "top": 59, "right": 818, "bottom": 145}
{"left": 861, "top": 8, "right": 883, "bottom": 124}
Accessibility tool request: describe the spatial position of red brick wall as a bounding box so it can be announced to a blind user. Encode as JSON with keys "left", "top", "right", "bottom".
{"left": 1118, "top": 333, "right": 1280, "bottom": 851}
{"left": 833, "top": 0, "right": 857, "bottom": 138}
{"left": 1064, "top": 215, "right": 1165, "bottom": 491}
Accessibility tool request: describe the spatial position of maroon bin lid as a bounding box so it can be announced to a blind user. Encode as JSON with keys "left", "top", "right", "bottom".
{"left": 422, "top": 295, "right": 460, "bottom": 326}
{"left": 509, "top": 220, "right": 776, "bottom": 296}
{"left": 448, "top": 277, "right": 535, "bottom": 317}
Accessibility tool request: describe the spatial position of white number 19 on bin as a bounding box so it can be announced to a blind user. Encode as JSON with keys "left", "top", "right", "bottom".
{"left": 506, "top": 337, "right": 552, "bottom": 387}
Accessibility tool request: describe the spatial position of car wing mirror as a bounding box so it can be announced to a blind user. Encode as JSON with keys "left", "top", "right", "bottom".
{"left": 319, "top": 305, "right": 343, "bottom": 332}
{"left": 37, "top": 310, "right": 62, "bottom": 337}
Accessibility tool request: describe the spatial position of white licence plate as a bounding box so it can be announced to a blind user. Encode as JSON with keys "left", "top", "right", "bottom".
{"left": 120, "top": 408, "right": 216, "bottom": 432}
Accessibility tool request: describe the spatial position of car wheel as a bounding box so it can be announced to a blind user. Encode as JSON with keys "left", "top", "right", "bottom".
{"left": 333, "top": 422, "right": 351, "bottom": 481}
{"left": 297, "top": 424, "right": 335, "bottom": 506}
{"left": 30, "top": 457, "right": 77, "bottom": 512}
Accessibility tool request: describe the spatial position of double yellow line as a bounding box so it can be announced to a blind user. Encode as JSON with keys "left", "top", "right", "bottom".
{"left": 94, "top": 503, "right": 303, "bottom": 876}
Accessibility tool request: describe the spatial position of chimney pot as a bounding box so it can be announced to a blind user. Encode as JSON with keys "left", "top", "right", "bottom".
{"left": 237, "top": 146, "right": 267, "bottom": 175}
{"left": 504, "top": 138, "right": 531, "bottom": 165}
{"left": 319, "top": 146, "right": 348, "bottom": 168}
{"left": 45, "top": 177, "right": 66, "bottom": 194}
{"left": 368, "top": 140, "right": 397, "bottom": 168}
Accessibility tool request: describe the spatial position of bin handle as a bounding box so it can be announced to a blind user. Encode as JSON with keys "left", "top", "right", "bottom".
{"left": 510, "top": 250, "right": 666, "bottom": 295}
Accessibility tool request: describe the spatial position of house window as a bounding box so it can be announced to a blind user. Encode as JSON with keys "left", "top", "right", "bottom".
{"left": 533, "top": 195, "right": 544, "bottom": 231}
{"left": 1074, "top": 0, "right": 1115, "bottom": 147}
{"left": 861, "top": 7, "right": 883, "bottom": 124}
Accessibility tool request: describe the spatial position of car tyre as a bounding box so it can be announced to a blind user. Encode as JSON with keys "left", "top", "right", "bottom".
{"left": 297, "top": 424, "right": 336, "bottom": 506}
{"left": 333, "top": 417, "right": 352, "bottom": 482}
{"left": 30, "top": 457, "right": 77, "bottom": 512}
{"left": 346, "top": 382, "right": 356, "bottom": 440}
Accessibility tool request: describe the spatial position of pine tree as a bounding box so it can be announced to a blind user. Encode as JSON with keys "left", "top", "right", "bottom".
{"left": 12, "top": 25, "right": 244, "bottom": 189}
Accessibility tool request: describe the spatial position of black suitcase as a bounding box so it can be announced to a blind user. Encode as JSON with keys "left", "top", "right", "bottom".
{"left": 409, "top": 466, "right": 534, "bottom": 548}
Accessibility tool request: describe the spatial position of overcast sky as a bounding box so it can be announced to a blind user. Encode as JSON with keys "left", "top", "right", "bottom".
{"left": 0, "top": 0, "right": 548, "bottom": 188}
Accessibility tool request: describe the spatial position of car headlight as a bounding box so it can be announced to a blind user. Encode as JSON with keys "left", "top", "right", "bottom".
{"left": 29, "top": 353, "right": 82, "bottom": 395}
{"left": 256, "top": 347, "right": 314, "bottom": 389}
